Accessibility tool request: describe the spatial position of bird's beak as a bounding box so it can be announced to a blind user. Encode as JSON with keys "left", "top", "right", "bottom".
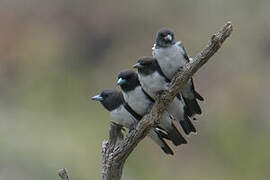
{"left": 164, "top": 34, "right": 172, "bottom": 42}
{"left": 133, "top": 63, "right": 143, "bottom": 69}
{"left": 117, "top": 78, "right": 127, "bottom": 85}
{"left": 91, "top": 94, "right": 103, "bottom": 101}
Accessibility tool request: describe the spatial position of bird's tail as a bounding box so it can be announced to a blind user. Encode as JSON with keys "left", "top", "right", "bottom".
{"left": 167, "top": 123, "right": 187, "bottom": 146}
{"left": 149, "top": 130, "right": 174, "bottom": 155}
{"left": 182, "top": 78, "right": 204, "bottom": 117}
{"left": 183, "top": 97, "right": 202, "bottom": 117}
{"left": 180, "top": 114, "right": 197, "bottom": 135}
{"left": 195, "top": 91, "right": 204, "bottom": 101}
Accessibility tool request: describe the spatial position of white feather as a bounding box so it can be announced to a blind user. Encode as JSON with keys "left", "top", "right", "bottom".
{"left": 138, "top": 71, "right": 169, "bottom": 98}
{"left": 123, "top": 86, "right": 152, "bottom": 115}
{"left": 167, "top": 98, "right": 185, "bottom": 122}
{"left": 110, "top": 105, "right": 137, "bottom": 129}
{"left": 152, "top": 41, "right": 186, "bottom": 79}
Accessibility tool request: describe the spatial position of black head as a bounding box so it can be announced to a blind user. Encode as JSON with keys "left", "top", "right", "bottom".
{"left": 91, "top": 89, "right": 124, "bottom": 111}
{"left": 117, "top": 70, "right": 140, "bottom": 92}
{"left": 155, "top": 28, "right": 175, "bottom": 48}
{"left": 133, "top": 57, "right": 158, "bottom": 76}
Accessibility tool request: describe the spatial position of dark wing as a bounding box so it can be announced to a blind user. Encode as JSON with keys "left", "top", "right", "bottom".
{"left": 177, "top": 42, "right": 190, "bottom": 63}
{"left": 177, "top": 42, "right": 204, "bottom": 117}
{"left": 190, "top": 78, "right": 204, "bottom": 101}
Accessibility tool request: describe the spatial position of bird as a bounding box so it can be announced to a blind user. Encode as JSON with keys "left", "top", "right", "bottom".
{"left": 133, "top": 57, "right": 196, "bottom": 135}
{"left": 91, "top": 89, "right": 174, "bottom": 155}
{"left": 117, "top": 70, "right": 187, "bottom": 146}
{"left": 152, "top": 28, "right": 204, "bottom": 117}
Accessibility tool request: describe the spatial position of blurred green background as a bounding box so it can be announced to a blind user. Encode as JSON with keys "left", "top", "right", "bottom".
{"left": 1, "top": 0, "right": 270, "bottom": 179}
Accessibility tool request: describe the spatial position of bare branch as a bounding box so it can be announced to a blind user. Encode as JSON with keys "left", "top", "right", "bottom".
{"left": 102, "top": 123, "right": 124, "bottom": 180}
{"left": 100, "top": 21, "right": 233, "bottom": 180}
{"left": 58, "top": 168, "right": 70, "bottom": 180}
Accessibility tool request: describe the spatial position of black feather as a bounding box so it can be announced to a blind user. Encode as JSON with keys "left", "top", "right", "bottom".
{"left": 156, "top": 132, "right": 174, "bottom": 155}
{"left": 183, "top": 97, "right": 202, "bottom": 117}
{"left": 161, "top": 144, "right": 174, "bottom": 155}
{"left": 180, "top": 115, "right": 196, "bottom": 135}
{"left": 178, "top": 43, "right": 190, "bottom": 63}
{"left": 167, "top": 123, "right": 187, "bottom": 146}
{"left": 155, "top": 128, "right": 169, "bottom": 140}
{"left": 190, "top": 78, "right": 204, "bottom": 101}
{"left": 195, "top": 91, "right": 204, "bottom": 101}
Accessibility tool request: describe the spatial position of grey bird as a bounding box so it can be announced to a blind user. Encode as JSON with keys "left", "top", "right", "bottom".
{"left": 133, "top": 57, "right": 196, "bottom": 135}
{"left": 152, "top": 28, "right": 204, "bottom": 117}
{"left": 117, "top": 70, "right": 187, "bottom": 146}
{"left": 91, "top": 89, "right": 174, "bottom": 155}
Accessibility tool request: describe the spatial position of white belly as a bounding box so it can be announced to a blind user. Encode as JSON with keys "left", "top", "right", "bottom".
{"left": 153, "top": 42, "right": 187, "bottom": 79}
{"left": 110, "top": 105, "right": 137, "bottom": 129}
{"left": 138, "top": 72, "right": 169, "bottom": 98}
{"left": 123, "top": 86, "right": 152, "bottom": 115}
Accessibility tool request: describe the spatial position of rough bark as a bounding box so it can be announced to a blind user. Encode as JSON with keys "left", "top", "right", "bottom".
{"left": 101, "top": 123, "right": 124, "bottom": 180}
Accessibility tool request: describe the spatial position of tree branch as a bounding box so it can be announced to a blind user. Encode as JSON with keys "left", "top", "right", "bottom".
{"left": 102, "top": 123, "right": 124, "bottom": 180}
{"left": 100, "top": 21, "right": 233, "bottom": 180}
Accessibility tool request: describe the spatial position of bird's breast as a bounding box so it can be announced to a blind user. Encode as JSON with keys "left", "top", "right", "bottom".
{"left": 110, "top": 105, "right": 137, "bottom": 129}
{"left": 123, "top": 87, "right": 152, "bottom": 115}
{"left": 153, "top": 45, "right": 186, "bottom": 79}
{"left": 139, "top": 72, "right": 168, "bottom": 98}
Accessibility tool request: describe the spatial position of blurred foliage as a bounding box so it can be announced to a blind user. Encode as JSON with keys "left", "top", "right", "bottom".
{"left": 0, "top": 0, "right": 270, "bottom": 179}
